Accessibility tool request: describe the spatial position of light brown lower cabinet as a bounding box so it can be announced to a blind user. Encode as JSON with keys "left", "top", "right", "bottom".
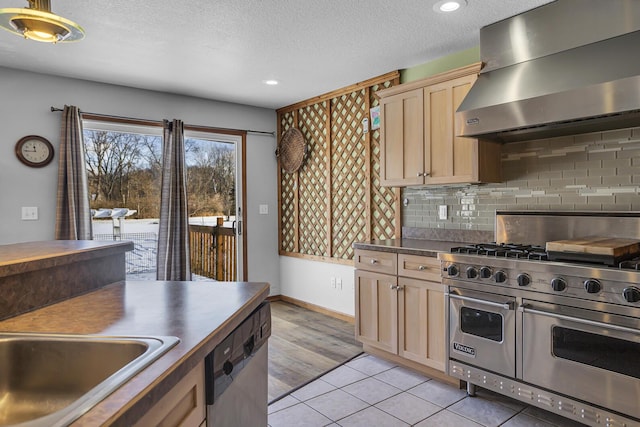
{"left": 355, "top": 268, "right": 398, "bottom": 354}
{"left": 355, "top": 250, "right": 446, "bottom": 372}
{"left": 397, "top": 276, "right": 446, "bottom": 371}
{"left": 134, "top": 360, "right": 206, "bottom": 427}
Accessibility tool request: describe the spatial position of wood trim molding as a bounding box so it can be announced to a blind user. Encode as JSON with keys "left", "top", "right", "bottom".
{"left": 375, "top": 62, "right": 482, "bottom": 99}
{"left": 325, "top": 101, "right": 333, "bottom": 257}
{"left": 277, "top": 71, "right": 400, "bottom": 114}
{"left": 269, "top": 295, "right": 355, "bottom": 324}
{"left": 364, "top": 86, "right": 372, "bottom": 241}
{"left": 278, "top": 251, "right": 355, "bottom": 266}
{"left": 241, "top": 132, "right": 248, "bottom": 280}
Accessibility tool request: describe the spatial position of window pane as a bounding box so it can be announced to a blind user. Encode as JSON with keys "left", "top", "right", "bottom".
{"left": 552, "top": 327, "right": 640, "bottom": 379}
{"left": 460, "top": 307, "right": 503, "bottom": 342}
{"left": 83, "top": 128, "right": 162, "bottom": 279}
{"left": 184, "top": 137, "right": 236, "bottom": 221}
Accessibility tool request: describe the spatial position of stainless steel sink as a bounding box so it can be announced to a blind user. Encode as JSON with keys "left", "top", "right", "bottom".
{"left": 0, "top": 333, "right": 180, "bottom": 427}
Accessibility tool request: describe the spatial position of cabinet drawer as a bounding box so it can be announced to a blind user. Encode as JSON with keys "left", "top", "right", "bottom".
{"left": 398, "top": 254, "right": 440, "bottom": 282}
{"left": 354, "top": 249, "right": 397, "bottom": 275}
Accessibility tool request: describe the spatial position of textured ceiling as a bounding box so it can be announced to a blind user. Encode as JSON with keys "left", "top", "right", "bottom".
{"left": 0, "top": 0, "right": 553, "bottom": 109}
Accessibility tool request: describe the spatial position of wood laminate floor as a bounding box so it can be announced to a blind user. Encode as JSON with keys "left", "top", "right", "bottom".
{"left": 268, "top": 300, "right": 363, "bottom": 402}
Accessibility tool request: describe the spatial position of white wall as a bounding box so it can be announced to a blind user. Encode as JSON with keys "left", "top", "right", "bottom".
{"left": 0, "top": 66, "right": 280, "bottom": 294}
{"left": 279, "top": 256, "right": 355, "bottom": 316}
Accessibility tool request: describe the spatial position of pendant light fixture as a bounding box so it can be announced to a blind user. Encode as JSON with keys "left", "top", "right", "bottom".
{"left": 0, "top": 0, "right": 84, "bottom": 43}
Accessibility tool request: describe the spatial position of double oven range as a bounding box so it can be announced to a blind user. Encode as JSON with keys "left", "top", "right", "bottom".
{"left": 439, "top": 212, "right": 640, "bottom": 427}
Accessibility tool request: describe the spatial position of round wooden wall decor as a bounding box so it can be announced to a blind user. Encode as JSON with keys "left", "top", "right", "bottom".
{"left": 276, "top": 128, "right": 307, "bottom": 173}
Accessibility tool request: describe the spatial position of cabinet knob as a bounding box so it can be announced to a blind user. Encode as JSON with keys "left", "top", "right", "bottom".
{"left": 416, "top": 172, "right": 430, "bottom": 177}
{"left": 397, "top": 285, "right": 404, "bottom": 291}
{"left": 389, "top": 284, "right": 398, "bottom": 290}
{"left": 418, "top": 265, "right": 426, "bottom": 271}
{"left": 370, "top": 259, "right": 378, "bottom": 264}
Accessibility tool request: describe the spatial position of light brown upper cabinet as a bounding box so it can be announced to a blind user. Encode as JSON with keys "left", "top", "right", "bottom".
{"left": 378, "top": 63, "right": 501, "bottom": 187}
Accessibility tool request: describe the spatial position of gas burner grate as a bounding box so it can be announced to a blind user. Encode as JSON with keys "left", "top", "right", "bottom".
{"left": 450, "top": 243, "right": 549, "bottom": 260}
{"left": 619, "top": 259, "right": 640, "bottom": 270}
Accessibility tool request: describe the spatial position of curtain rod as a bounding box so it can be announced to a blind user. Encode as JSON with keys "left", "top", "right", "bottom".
{"left": 50, "top": 107, "right": 276, "bottom": 137}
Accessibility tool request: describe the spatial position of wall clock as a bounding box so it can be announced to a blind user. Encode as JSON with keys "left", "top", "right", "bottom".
{"left": 15, "top": 135, "right": 55, "bottom": 168}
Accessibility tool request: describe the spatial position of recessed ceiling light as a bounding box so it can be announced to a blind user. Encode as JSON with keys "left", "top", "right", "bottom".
{"left": 433, "top": 0, "right": 467, "bottom": 13}
{"left": 263, "top": 79, "right": 279, "bottom": 86}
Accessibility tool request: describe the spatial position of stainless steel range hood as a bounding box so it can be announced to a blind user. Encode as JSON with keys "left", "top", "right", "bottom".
{"left": 456, "top": 0, "right": 640, "bottom": 143}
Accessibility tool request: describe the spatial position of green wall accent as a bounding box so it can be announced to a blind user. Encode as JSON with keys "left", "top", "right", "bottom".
{"left": 401, "top": 46, "right": 480, "bottom": 83}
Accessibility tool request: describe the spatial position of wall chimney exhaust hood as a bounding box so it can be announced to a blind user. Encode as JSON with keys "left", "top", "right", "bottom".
{"left": 456, "top": 0, "right": 640, "bottom": 143}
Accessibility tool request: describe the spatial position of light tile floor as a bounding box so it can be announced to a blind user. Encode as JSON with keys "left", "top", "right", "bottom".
{"left": 268, "top": 354, "right": 587, "bottom": 427}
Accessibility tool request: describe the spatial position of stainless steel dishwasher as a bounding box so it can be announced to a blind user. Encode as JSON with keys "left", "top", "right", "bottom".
{"left": 205, "top": 301, "right": 271, "bottom": 427}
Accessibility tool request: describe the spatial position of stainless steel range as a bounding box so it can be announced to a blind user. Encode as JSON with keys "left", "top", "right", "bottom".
{"left": 439, "top": 212, "right": 640, "bottom": 427}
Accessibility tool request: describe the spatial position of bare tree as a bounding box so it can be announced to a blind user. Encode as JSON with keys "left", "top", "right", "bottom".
{"left": 83, "top": 130, "right": 235, "bottom": 219}
{"left": 84, "top": 130, "right": 161, "bottom": 211}
{"left": 186, "top": 140, "right": 236, "bottom": 217}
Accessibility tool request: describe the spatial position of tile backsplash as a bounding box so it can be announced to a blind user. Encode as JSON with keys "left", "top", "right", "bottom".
{"left": 402, "top": 127, "right": 640, "bottom": 232}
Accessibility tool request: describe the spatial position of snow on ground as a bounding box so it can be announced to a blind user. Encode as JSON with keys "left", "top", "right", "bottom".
{"left": 92, "top": 216, "right": 228, "bottom": 280}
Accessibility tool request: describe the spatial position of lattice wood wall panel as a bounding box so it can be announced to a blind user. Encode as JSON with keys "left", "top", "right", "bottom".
{"left": 369, "top": 81, "right": 398, "bottom": 241}
{"left": 279, "top": 112, "right": 297, "bottom": 253}
{"left": 331, "top": 90, "right": 368, "bottom": 259}
{"left": 277, "top": 71, "right": 400, "bottom": 263}
{"left": 297, "top": 102, "right": 329, "bottom": 256}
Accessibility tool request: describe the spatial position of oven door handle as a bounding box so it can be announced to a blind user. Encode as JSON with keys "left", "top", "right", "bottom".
{"left": 448, "top": 293, "right": 515, "bottom": 310}
{"left": 521, "top": 305, "right": 639, "bottom": 336}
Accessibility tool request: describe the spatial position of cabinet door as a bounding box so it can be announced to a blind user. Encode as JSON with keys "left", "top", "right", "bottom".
{"left": 380, "top": 89, "right": 424, "bottom": 186}
{"left": 424, "top": 73, "right": 501, "bottom": 184}
{"left": 134, "top": 361, "right": 206, "bottom": 427}
{"left": 355, "top": 269, "right": 398, "bottom": 354}
{"left": 425, "top": 76, "right": 482, "bottom": 184}
{"left": 397, "top": 276, "right": 446, "bottom": 371}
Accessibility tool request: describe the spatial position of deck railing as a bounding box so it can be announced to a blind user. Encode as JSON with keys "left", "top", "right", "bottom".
{"left": 189, "top": 218, "right": 237, "bottom": 281}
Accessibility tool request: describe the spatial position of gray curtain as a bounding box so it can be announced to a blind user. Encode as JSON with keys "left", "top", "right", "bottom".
{"left": 156, "top": 119, "right": 192, "bottom": 281}
{"left": 55, "top": 105, "right": 93, "bottom": 240}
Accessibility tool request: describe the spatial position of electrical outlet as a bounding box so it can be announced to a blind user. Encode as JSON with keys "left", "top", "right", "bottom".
{"left": 336, "top": 277, "right": 342, "bottom": 290}
{"left": 438, "top": 205, "right": 448, "bottom": 220}
{"left": 259, "top": 204, "right": 269, "bottom": 215}
{"left": 330, "top": 277, "right": 336, "bottom": 288}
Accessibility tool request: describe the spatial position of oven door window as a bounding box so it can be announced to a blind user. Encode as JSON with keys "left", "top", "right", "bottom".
{"left": 460, "top": 307, "right": 503, "bottom": 342}
{"left": 552, "top": 327, "right": 640, "bottom": 379}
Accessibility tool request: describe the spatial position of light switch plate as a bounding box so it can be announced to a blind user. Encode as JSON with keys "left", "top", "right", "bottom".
{"left": 438, "top": 205, "right": 448, "bottom": 220}
{"left": 259, "top": 204, "right": 269, "bottom": 215}
{"left": 22, "top": 206, "right": 38, "bottom": 220}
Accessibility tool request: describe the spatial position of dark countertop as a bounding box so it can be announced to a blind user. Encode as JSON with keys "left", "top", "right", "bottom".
{"left": 354, "top": 239, "right": 462, "bottom": 257}
{"left": 0, "top": 279, "right": 270, "bottom": 426}
{"left": 0, "top": 240, "right": 134, "bottom": 278}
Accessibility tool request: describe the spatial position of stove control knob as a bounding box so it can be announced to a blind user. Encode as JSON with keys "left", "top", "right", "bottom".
{"left": 623, "top": 287, "right": 640, "bottom": 303}
{"left": 551, "top": 277, "right": 567, "bottom": 292}
{"left": 584, "top": 279, "right": 601, "bottom": 294}
{"left": 479, "top": 266, "right": 492, "bottom": 279}
{"left": 223, "top": 360, "right": 234, "bottom": 376}
{"left": 494, "top": 270, "right": 507, "bottom": 283}
{"left": 446, "top": 264, "right": 459, "bottom": 277}
{"left": 466, "top": 267, "right": 478, "bottom": 279}
{"left": 517, "top": 273, "right": 531, "bottom": 287}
